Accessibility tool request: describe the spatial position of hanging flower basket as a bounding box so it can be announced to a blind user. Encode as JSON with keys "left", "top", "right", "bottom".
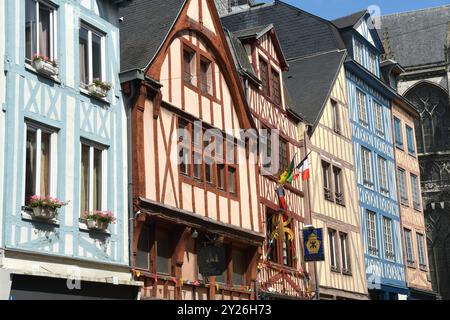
{"left": 87, "top": 79, "right": 111, "bottom": 98}
{"left": 84, "top": 210, "right": 116, "bottom": 231}
{"left": 29, "top": 195, "right": 68, "bottom": 220}
{"left": 32, "top": 54, "right": 59, "bottom": 77}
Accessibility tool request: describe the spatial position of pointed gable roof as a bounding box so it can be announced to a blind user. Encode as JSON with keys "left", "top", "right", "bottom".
{"left": 332, "top": 10, "right": 367, "bottom": 29}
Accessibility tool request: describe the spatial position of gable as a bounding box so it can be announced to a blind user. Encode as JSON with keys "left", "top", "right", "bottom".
{"left": 354, "top": 15, "right": 384, "bottom": 52}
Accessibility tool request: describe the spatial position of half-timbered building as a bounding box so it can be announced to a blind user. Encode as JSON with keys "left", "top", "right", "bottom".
{"left": 0, "top": 0, "right": 141, "bottom": 299}
{"left": 119, "top": 0, "right": 263, "bottom": 300}
{"left": 224, "top": 25, "right": 310, "bottom": 299}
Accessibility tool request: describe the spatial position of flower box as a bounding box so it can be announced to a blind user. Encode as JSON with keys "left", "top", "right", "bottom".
{"left": 87, "top": 83, "right": 108, "bottom": 98}
{"left": 32, "top": 206, "right": 57, "bottom": 220}
{"left": 86, "top": 219, "right": 109, "bottom": 231}
{"left": 32, "top": 58, "right": 59, "bottom": 77}
{"left": 84, "top": 210, "right": 116, "bottom": 232}
{"left": 28, "top": 195, "right": 68, "bottom": 221}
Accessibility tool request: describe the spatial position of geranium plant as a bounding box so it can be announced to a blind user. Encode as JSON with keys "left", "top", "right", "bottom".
{"left": 32, "top": 53, "right": 58, "bottom": 67}
{"left": 29, "top": 195, "right": 68, "bottom": 210}
{"left": 92, "top": 78, "right": 112, "bottom": 92}
{"left": 85, "top": 210, "right": 116, "bottom": 224}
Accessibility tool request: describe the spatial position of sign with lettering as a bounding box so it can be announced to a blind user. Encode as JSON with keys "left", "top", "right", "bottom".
{"left": 303, "top": 228, "right": 325, "bottom": 262}
{"left": 198, "top": 244, "right": 226, "bottom": 277}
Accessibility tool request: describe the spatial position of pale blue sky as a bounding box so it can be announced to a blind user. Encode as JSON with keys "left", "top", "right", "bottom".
{"left": 272, "top": 0, "right": 450, "bottom": 20}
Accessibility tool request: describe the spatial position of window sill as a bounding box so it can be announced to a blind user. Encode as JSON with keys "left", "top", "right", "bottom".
{"left": 331, "top": 267, "right": 341, "bottom": 274}
{"left": 395, "top": 145, "right": 404, "bottom": 151}
{"left": 80, "top": 87, "right": 111, "bottom": 104}
{"left": 25, "top": 63, "right": 61, "bottom": 84}
{"left": 78, "top": 219, "right": 111, "bottom": 235}
{"left": 342, "top": 270, "right": 352, "bottom": 276}
{"left": 419, "top": 265, "right": 428, "bottom": 272}
{"left": 21, "top": 207, "right": 60, "bottom": 226}
{"left": 407, "top": 263, "right": 416, "bottom": 269}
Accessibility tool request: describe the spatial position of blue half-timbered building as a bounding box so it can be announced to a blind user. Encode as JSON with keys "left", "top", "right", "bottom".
{"left": 332, "top": 11, "right": 409, "bottom": 299}
{"left": 0, "top": 0, "right": 140, "bottom": 299}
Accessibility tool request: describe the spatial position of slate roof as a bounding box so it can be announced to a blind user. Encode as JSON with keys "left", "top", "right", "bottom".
{"left": 380, "top": 5, "right": 450, "bottom": 68}
{"left": 331, "top": 10, "right": 367, "bottom": 29}
{"left": 220, "top": 1, "right": 345, "bottom": 60}
{"left": 284, "top": 50, "right": 346, "bottom": 127}
{"left": 119, "top": 0, "right": 186, "bottom": 72}
{"left": 232, "top": 24, "right": 274, "bottom": 40}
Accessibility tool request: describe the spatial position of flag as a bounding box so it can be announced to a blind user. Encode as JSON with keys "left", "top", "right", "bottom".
{"left": 275, "top": 185, "right": 287, "bottom": 210}
{"left": 279, "top": 156, "right": 296, "bottom": 184}
{"left": 292, "top": 152, "right": 311, "bottom": 182}
{"left": 300, "top": 158, "right": 310, "bottom": 180}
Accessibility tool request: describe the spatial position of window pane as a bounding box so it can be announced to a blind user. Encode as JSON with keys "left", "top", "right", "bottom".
{"left": 205, "top": 162, "right": 213, "bottom": 184}
{"left": 383, "top": 217, "right": 394, "bottom": 260}
{"left": 80, "top": 144, "right": 90, "bottom": 215}
{"left": 92, "top": 32, "right": 102, "bottom": 81}
{"left": 329, "top": 229, "right": 337, "bottom": 269}
{"left": 228, "top": 167, "right": 236, "bottom": 194}
{"left": 38, "top": 5, "right": 51, "bottom": 58}
{"left": 183, "top": 49, "right": 196, "bottom": 86}
{"left": 136, "top": 226, "right": 150, "bottom": 270}
{"left": 259, "top": 58, "right": 269, "bottom": 96}
{"left": 394, "top": 118, "right": 403, "bottom": 147}
{"left": 25, "top": 0, "right": 37, "bottom": 61}
{"left": 200, "top": 60, "right": 213, "bottom": 95}
{"left": 25, "top": 129, "right": 37, "bottom": 204}
{"left": 367, "top": 211, "right": 378, "bottom": 255}
{"left": 217, "top": 164, "right": 225, "bottom": 190}
{"left": 232, "top": 249, "right": 246, "bottom": 286}
{"left": 40, "top": 131, "right": 51, "bottom": 197}
{"left": 79, "top": 27, "right": 89, "bottom": 85}
{"left": 93, "top": 148, "right": 102, "bottom": 211}
{"left": 156, "top": 230, "right": 172, "bottom": 274}
{"left": 272, "top": 70, "right": 281, "bottom": 105}
{"left": 193, "top": 152, "right": 202, "bottom": 180}
{"left": 266, "top": 210, "right": 278, "bottom": 263}
{"left": 332, "top": 100, "right": 340, "bottom": 133}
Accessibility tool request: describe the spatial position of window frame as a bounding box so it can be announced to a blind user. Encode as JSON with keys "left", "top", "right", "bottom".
{"left": 404, "top": 228, "right": 415, "bottom": 267}
{"left": 259, "top": 56, "right": 269, "bottom": 97}
{"left": 357, "top": 90, "right": 368, "bottom": 127}
{"left": 394, "top": 117, "right": 403, "bottom": 149}
{"left": 410, "top": 173, "right": 421, "bottom": 210}
{"left": 383, "top": 217, "right": 395, "bottom": 261}
{"left": 398, "top": 167, "right": 408, "bottom": 205}
{"left": 406, "top": 125, "right": 416, "bottom": 156}
{"left": 373, "top": 101, "right": 384, "bottom": 137}
{"left": 200, "top": 56, "right": 214, "bottom": 97}
{"left": 361, "top": 147, "right": 373, "bottom": 187}
{"left": 328, "top": 228, "right": 339, "bottom": 272}
{"left": 340, "top": 232, "right": 352, "bottom": 275}
{"left": 266, "top": 209, "right": 296, "bottom": 268}
{"left": 322, "top": 161, "right": 333, "bottom": 202}
{"left": 79, "top": 21, "right": 106, "bottom": 88}
{"left": 271, "top": 68, "right": 282, "bottom": 106}
{"left": 377, "top": 156, "right": 389, "bottom": 196}
{"left": 331, "top": 99, "right": 341, "bottom": 134}
{"left": 366, "top": 210, "right": 378, "bottom": 256}
{"left": 333, "top": 166, "right": 345, "bottom": 206}
{"left": 183, "top": 46, "right": 197, "bottom": 87}
{"left": 416, "top": 233, "right": 427, "bottom": 270}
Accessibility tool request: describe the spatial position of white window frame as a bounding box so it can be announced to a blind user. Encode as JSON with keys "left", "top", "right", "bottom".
{"left": 378, "top": 156, "right": 389, "bottom": 195}
{"left": 25, "top": 0, "right": 58, "bottom": 63}
{"left": 79, "top": 21, "right": 106, "bottom": 87}
{"left": 23, "top": 122, "right": 58, "bottom": 205}
{"left": 340, "top": 232, "right": 351, "bottom": 273}
{"left": 366, "top": 210, "right": 378, "bottom": 256}
{"left": 332, "top": 100, "right": 341, "bottom": 133}
{"left": 328, "top": 229, "right": 338, "bottom": 271}
{"left": 383, "top": 217, "right": 394, "bottom": 261}
{"left": 361, "top": 147, "right": 373, "bottom": 187}
{"left": 357, "top": 90, "right": 368, "bottom": 126}
{"left": 354, "top": 40, "right": 364, "bottom": 65}
{"left": 373, "top": 101, "right": 384, "bottom": 136}
{"left": 368, "top": 51, "right": 378, "bottom": 75}
{"left": 416, "top": 233, "right": 426, "bottom": 268}
{"left": 404, "top": 229, "right": 414, "bottom": 265}
{"left": 398, "top": 167, "right": 408, "bottom": 205}
{"left": 80, "top": 140, "right": 107, "bottom": 213}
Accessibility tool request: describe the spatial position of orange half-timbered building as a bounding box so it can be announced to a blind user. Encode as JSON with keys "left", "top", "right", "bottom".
{"left": 119, "top": 0, "right": 263, "bottom": 300}
{"left": 225, "top": 25, "right": 312, "bottom": 299}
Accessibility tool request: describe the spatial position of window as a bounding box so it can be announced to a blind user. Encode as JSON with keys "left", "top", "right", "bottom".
{"left": 357, "top": 90, "right": 368, "bottom": 126}
{"left": 25, "top": 124, "right": 56, "bottom": 205}
{"left": 406, "top": 125, "right": 415, "bottom": 155}
{"left": 183, "top": 48, "right": 196, "bottom": 86}
{"left": 80, "top": 142, "right": 105, "bottom": 215}
{"left": 279, "top": 138, "right": 288, "bottom": 174}
{"left": 361, "top": 147, "right": 373, "bottom": 187}
{"left": 366, "top": 210, "right": 378, "bottom": 256}
{"left": 79, "top": 22, "right": 105, "bottom": 88}
{"left": 368, "top": 51, "right": 378, "bottom": 75}
{"left": 411, "top": 174, "right": 421, "bottom": 210}
{"left": 340, "top": 232, "right": 351, "bottom": 274}
{"left": 383, "top": 217, "right": 394, "bottom": 261}
{"left": 262, "top": 127, "right": 272, "bottom": 170}
{"left": 155, "top": 229, "right": 173, "bottom": 274}
{"left": 266, "top": 209, "right": 295, "bottom": 267}
{"left": 178, "top": 118, "right": 191, "bottom": 176}
{"left": 259, "top": 58, "right": 269, "bottom": 96}
{"left": 378, "top": 156, "right": 389, "bottom": 195}
{"left": 228, "top": 167, "right": 237, "bottom": 194}
{"left": 322, "top": 161, "right": 333, "bottom": 201}
{"left": 25, "top": 0, "right": 57, "bottom": 63}
{"left": 328, "top": 229, "right": 339, "bottom": 271}
{"left": 272, "top": 69, "right": 282, "bottom": 105}
{"left": 354, "top": 40, "right": 363, "bottom": 65}
{"left": 232, "top": 249, "right": 246, "bottom": 286}
{"left": 333, "top": 166, "right": 344, "bottom": 205}
{"left": 200, "top": 58, "right": 213, "bottom": 95}
{"left": 416, "top": 233, "right": 426, "bottom": 269}
{"left": 394, "top": 117, "right": 403, "bottom": 149}
{"left": 404, "top": 229, "right": 415, "bottom": 266}
{"left": 136, "top": 225, "right": 150, "bottom": 270}
{"left": 332, "top": 100, "right": 341, "bottom": 133}
{"left": 373, "top": 102, "right": 384, "bottom": 136}
{"left": 398, "top": 168, "right": 408, "bottom": 205}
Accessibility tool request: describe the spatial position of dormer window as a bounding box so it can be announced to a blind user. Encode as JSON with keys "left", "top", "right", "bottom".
{"left": 259, "top": 57, "right": 269, "bottom": 96}
{"left": 354, "top": 40, "right": 363, "bottom": 66}
{"left": 367, "top": 51, "right": 378, "bottom": 75}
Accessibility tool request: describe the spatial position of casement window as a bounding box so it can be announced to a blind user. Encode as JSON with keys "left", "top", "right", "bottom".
{"left": 404, "top": 229, "right": 415, "bottom": 266}
{"left": 204, "top": 133, "right": 214, "bottom": 185}
{"left": 332, "top": 100, "right": 341, "bottom": 134}
{"left": 272, "top": 69, "right": 282, "bottom": 106}
{"left": 155, "top": 229, "right": 173, "bottom": 274}
{"left": 228, "top": 166, "right": 237, "bottom": 194}
{"left": 217, "top": 164, "right": 226, "bottom": 190}
{"left": 373, "top": 102, "right": 384, "bottom": 136}
{"left": 366, "top": 210, "right": 378, "bottom": 256}
{"left": 328, "top": 229, "right": 339, "bottom": 271}
{"left": 259, "top": 57, "right": 269, "bottom": 96}
{"left": 368, "top": 51, "right": 378, "bottom": 75}
{"left": 333, "top": 166, "right": 344, "bottom": 205}
{"left": 80, "top": 141, "right": 106, "bottom": 215}
{"left": 178, "top": 118, "right": 191, "bottom": 176}
{"left": 383, "top": 217, "right": 395, "bottom": 261}
{"left": 416, "top": 233, "right": 426, "bottom": 269}
{"left": 322, "top": 161, "right": 333, "bottom": 201}
{"left": 406, "top": 125, "right": 415, "bottom": 155}
{"left": 25, "top": 0, "right": 57, "bottom": 63}
{"left": 340, "top": 232, "right": 351, "bottom": 274}
{"left": 266, "top": 209, "right": 295, "bottom": 267}
{"left": 136, "top": 224, "right": 150, "bottom": 270}
{"left": 24, "top": 123, "right": 57, "bottom": 205}
{"left": 79, "top": 22, "right": 105, "bottom": 88}
{"left": 361, "top": 147, "right": 373, "bottom": 187}
{"left": 183, "top": 48, "right": 197, "bottom": 87}
{"left": 262, "top": 127, "right": 272, "bottom": 169}
{"left": 278, "top": 138, "right": 288, "bottom": 174}
{"left": 354, "top": 40, "right": 364, "bottom": 65}
{"left": 394, "top": 117, "right": 403, "bottom": 149}
{"left": 200, "top": 58, "right": 213, "bottom": 96}
{"left": 378, "top": 156, "right": 389, "bottom": 195}
{"left": 357, "top": 90, "right": 368, "bottom": 126}
{"left": 232, "top": 248, "right": 246, "bottom": 286}
{"left": 411, "top": 174, "right": 421, "bottom": 210}
{"left": 398, "top": 168, "right": 408, "bottom": 205}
